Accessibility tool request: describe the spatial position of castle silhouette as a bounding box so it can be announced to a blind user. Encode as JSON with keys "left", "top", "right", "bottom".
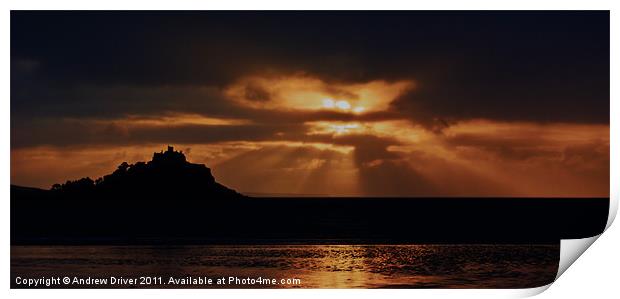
{"left": 153, "top": 145, "right": 186, "bottom": 164}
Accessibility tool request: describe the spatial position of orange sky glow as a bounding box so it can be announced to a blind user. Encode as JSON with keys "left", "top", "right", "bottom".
{"left": 10, "top": 74, "right": 610, "bottom": 197}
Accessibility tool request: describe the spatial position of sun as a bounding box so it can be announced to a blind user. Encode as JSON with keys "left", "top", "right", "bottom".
{"left": 322, "top": 98, "right": 335, "bottom": 108}
{"left": 322, "top": 98, "right": 365, "bottom": 113}
{"left": 335, "top": 100, "right": 351, "bottom": 110}
{"left": 323, "top": 98, "right": 351, "bottom": 110}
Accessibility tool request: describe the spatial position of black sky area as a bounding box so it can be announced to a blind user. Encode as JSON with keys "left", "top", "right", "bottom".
{"left": 12, "top": 11, "right": 609, "bottom": 125}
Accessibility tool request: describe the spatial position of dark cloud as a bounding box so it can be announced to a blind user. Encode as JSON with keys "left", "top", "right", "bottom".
{"left": 11, "top": 77, "right": 405, "bottom": 128}
{"left": 12, "top": 12, "right": 609, "bottom": 125}
{"left": 561, "top": 141, "right": 610, "bottom": 175}
{"left": 11, "top": 120, "right": 306, "bottom": 148}
{"left": 441, "top": 130, "right": 610, "bottom": 163}
{"left": 244, "top": 84, "right": 271, "bottom": 102}
{"left": 443, "top": 133, "right": 561, "bottom": 161}
{"left": 11, "top": 116, "right": 403, "bottom": 150}
{"left": 11, "top": 84, "right": 237, "bottom": 120}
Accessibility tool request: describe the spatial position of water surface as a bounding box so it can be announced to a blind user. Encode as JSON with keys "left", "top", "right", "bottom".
{"left": 11, "top": 244, "right": 558, "bottom": 288}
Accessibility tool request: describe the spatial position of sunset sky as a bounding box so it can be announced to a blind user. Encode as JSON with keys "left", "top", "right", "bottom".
{"left": 11, "top": 12, "right": 609, "bottom": 196}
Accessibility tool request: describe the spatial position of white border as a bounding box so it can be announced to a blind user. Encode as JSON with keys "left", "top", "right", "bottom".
{"left": 3, "top": 1, "right": 618, "bottom": 299}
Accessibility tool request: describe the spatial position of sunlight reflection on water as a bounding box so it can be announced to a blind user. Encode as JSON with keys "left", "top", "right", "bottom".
{"left": 11, "top": 244, "right": 558, "bottom": 288}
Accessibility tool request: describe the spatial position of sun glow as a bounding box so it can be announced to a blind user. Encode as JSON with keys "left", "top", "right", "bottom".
{"left": 225, "top": 75, "right": 414, "bottom": 113}
{"left": 331, "top": 123, "right": 360, "bottom": 134}
{"left": 335, "top": 100, "right": 351, "bottom": 110}
{"left": 322, "top": 98, "right": 335, "bottom": 108}
{"left": 307, "top": 121, "right": 364, "bottom": 135}
{"left": 322, "top": 98, "right": 366, "bottom": 114}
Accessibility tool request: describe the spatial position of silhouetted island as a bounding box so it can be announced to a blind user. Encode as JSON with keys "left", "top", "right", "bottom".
{"left": 11, "top": 146, "right": 609, "bottom": 245}
{"left": 50, "top": 146, "right": 243, "bottom": 199}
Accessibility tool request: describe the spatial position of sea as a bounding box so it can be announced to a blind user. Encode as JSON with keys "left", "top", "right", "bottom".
{"left": 11, "top": 244, "right": 558, "bottom": 288}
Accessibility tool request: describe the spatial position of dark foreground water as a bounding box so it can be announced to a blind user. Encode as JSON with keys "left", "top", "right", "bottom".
{"left": 11, "top": 244, "right": 559, "bottom": 288}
